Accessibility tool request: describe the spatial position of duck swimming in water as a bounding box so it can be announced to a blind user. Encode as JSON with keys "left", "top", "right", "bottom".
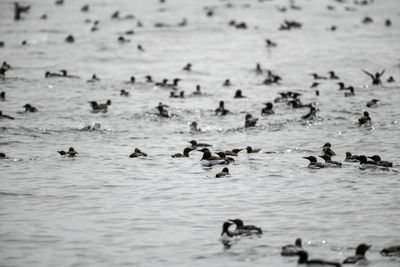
{"left": 345, "top": 152, "right": 360, "bottom": 162}
{"left": 223, "top": 79, "right": 231, "bottom": 86}
{"left": 358, "top": 111, "right": 371, "bottom": 125}
{"left": 229, "top": 219, "right": 262, "bottom": 236}
{"left": 366, "top": 99, "right": 379, "bottom": 107}
{"left": 215, "top": 101, "right": 229, "bottom": 115}
{"left": 183, "top": 63, "right": 192, "bottom": 71}
{"left": 246, "top": 146, "right": 260, "bottom": 153}
{"left": 362, "top": 69, "right": 385, "bottom": 85}
{"left": 328, "top": 71, "right": 339, "bottom": 79}
{"left": 189, "top": 140, "right": 211, "bottom": 148}
{"left": 296, "top": 250, "right": 341, "bottom": 267}
{"left": 303, "top": 156, "right": 324, "bottom": 169}
{"left": 87, "top": 74, "right": 100, "bottom": 83}
{"left": 89, "top": 100, "right": 111, "bottom": 113}
{"left": 245, "top": 114, "right": 258, "bottom": 128}
{"left": 190, "top": 121, "right": 201, "bottom": 132}
{"left": 156, "top": 102, "right": 170, "bottom": 118}
{"left": 23, "top": 104, "right": 38, "bottom": 112}
{"left": 343, "top": 243, "right": 371, "bottom": 264}
{"left": 319, "top": 154, "right": 342, "bottom": 168}
{"left": 198, "top": 148, "right": 230, "bottom": 167}
{"left": 216, "top": 167, "right": 230, "bottom": 178}
{"left": 234, "top": 89, "right": 245, "bottom": 98}
{"left": 221, "top": 221, "right": 239, "bottom": 237}
{"left": 58, "top": 147, "right": 78, "bottom": 157}
{"left": 130, "top": 148, "right": 147, "bottom": 158}
{"left": 281, "top": 238, "right": 302, "bottom": 256}
{"left": 261, "top": 102, "right": 274, "bottom": 115}
{"left": 367, "top": 155, "right": 393, "bottom": 167}
{"left": 322, "top": 143, "right": 335, "bottom": 156}
{"left": 120, "top": 89, "right": 130, "bottom": 96}
{"left": 381, "top": 245, "right": 400, "bottom": 256}
{"left": 301, "top": 107, "right": 317, "bottom": 120}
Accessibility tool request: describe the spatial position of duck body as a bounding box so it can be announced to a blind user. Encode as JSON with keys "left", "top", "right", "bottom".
{"left": 281, "top": 238, "right": 302, "bottom": 256}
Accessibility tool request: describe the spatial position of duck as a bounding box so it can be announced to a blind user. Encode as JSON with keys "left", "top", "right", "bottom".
{"left": 328, "top": 71, "right": 339, "bottom": 79}
{"left": 223, "top": 79, "right": 231, "bottom": 86}
{"left": 87, "top": 74, "right": 100, "bottom": 83}
{"left": 380, "top": 245, "right": 400, "bottom": 256}
{"left": 215, "top": 152, "right": 235, "bottom": 163}
{"left": 366, "top": 99, "right": 379, "bottom": 107}
{"left": 281, "top": 238, "right": 302, "bottom": 256}
{"left": 221, "top": 221, "right": 239, "bottom": 237}
{"left": 192, "top": 85, "right": 202, "bottom": 95}
{"left": 216, "top": 167, "right": 230, "bottom": 178}
{"left": 245, "top": 114, "right": 258, "bottom": 128}
{"left": 296, "top": 250, "right": 341, "bottom": 267}
{"left": 234, "top": 89, "right": 245, "bottom": 98}
{"left": 345, "top": 152, "right": 360, "bottom": 162}
{"left": 265, "top": 39, "right": 277, "bottom": 47}
{"left": 225, "top": 148, "right": 243, "bottom": 156}
{"left": 261, "top": 102, "right": 274, "bottom": 115}
{"left": 190, "top": 121, "right": 201, "bottom": 132}
{"left": 310, "top": 82, "right": 319, "bottom": 88}
{"left": 89, "top": 100, "right": 111, "bottom": 113}
{"left": 215, "top": 101, "right": 229, "bottom": 115}
{"left": 367, "top": 155, "right": 393, "bottom": 167}
{"left": 344, "top": 87, "right": 355, "bottom": 97}
{"left": 14, "top": 2, "right": 30, "bottom": 20}
{"left": 337, "top": 82, "right": 352, "bottom": 90}
{"left": 125, "top": 76, "right": 135, "bottom": 84}
{"left": 362, "top": 69, "right": 384, "bottom": 85}
{"left": 189, "top": 140, "right": 212, "bottom": 148}
{"left": 358, "top": 111, "right": 371, "bottom": 125}
{"left": 23, "top": 104, "right": 38, "bottom": 112}
{"left": 0, "top": 92, "right": 5, "bottom": 101}
{"left": 172, "top": 147, "right": 194, "bottom": 158}
{"left": 198, "top": 148, "right": 230, "bottom": 166}
{"left": 120, "top": 89, "right": 130, "bottom": 96}
{"left": 156, "top": 102, "right": 170, "bottom": 118}
{"left": 303, "top": 156, "right": 325, "bottom": 169}
{"left": 65, "top": 35, "right": 74, "bottom": 43}
{"left": 319, "top": 154, "right": 342, "bottom": 168}
{"left": 183, "top": 63, "right": 192, "bottom": 71}
{"left": 229, "top": 219, "right": 262, "bottom": 236}
{"left": 301, "top": 107, "right": 317, "bottom": 120}
{"left": 322, "top": 143, "right": 335, "bottom": 156}
{"left": 343, "top": 243, "right": 371, "bottom": 264}
{"left": 59, "top": 70, "right": 79, "bottom": 78}
{"left": 358, "top": 155, "right": 378, "bottom": 169}
{"left": 0, "top": 152, "right": 7, "bottom": 159}
{"left": 246, "top": 146, "right": 261, "bottom": 153}
{"left": 129, "top": 148, "right": 147, "bottom": 158}
{"left": 58, "top": 147, "right": 78, "bottom": 157}
{"left": 311, "top": 73, "right": 328, "bottom": 80}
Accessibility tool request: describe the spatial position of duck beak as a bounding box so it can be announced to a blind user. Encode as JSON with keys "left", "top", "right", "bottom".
{"left": 302, "top": 157, "right": 309, "bottom": 160}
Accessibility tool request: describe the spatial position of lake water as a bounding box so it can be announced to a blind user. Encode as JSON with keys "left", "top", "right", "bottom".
{"left": 0, "top": 0, "right": 400, "bottom": 266}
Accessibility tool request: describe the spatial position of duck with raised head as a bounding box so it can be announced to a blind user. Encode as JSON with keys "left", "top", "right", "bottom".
{"left": 223, "top": 79, "right": 231, "bottom": 86}
{"left": 14, "top": 2, "right": 30, "bottom": 20}
{"left": 58, "top": 147, "right": 78, "bottom": 157}
{"left": 322, "top": 143, "right": 335, "bottom": 156}
{"left": 229, "top": 219, "right": 262, "bottom": 236}
{"left": 296, "top": 250, "right": 341, "bottom": 267}
{"left": 281, "top": 238, "right": 302, "bottom": 256}
{"left": 234, "top": 89, "right": 245, "bottom": 98}
{"left": 23, "top": 104, "right": 38, "bottom": 112}
{"left": 319, "top": 154, "right": 342, "bottom": 167}
{"left": 344, "top": 87, "right": 355, "bottom": 97}
{"left": 216, "top": 167, "right": 230, "bottom": 178}
{"left": 130, "top": 148, "right": 147, "bottom": 158}
{"left": 189, "top": 140, "right": 211, "bottom": 148}
{"left": 172, "top": 147, "right": 194, "bottom": 158}
{"left": 358, "top": 111, "right": 371, "bottom": 125}
{"left": 198, "top": 148, "right": 230, "bottom": 166}
{"left": 156, "top": 102, "right": 170, "bottom": 118}
{"left": 215, "top": 101, "right": 229, "bottom": 115}
{"left": 328, "top": 71, "right": 339, "bottom": 79}
{"left": 190, "top": 121, "right": 201, "bottom": 132}
{"left": 183, "top": 63, "right": 191, "bottom": 71}
{"left": 245, "top": 114, "right": 258, "bottom": 128}
{"left": 301, "top": 107, "right": 317, "bottom": 120}
{"left": 303, "top": 156, "right": 324, "bottom": 169}
{"left": 120, "top": 89, "right": 130, "bottom": 96}
{"left": 345, "top": 152, "right": 360, "bottom": 162}
{"left": 261, "top": 102, "right": 274, "bottom": 115}
{"left": 192, "top": 85, "right": 202, "bottom": 95}
{"left": 343, "top": 243, "right": 371, "bottom": 264}
{"left": 87, "top": 74, "right": 100, "bottom": 83}
{"left": 367, "top": 155, "right": 393, "bottom": 167}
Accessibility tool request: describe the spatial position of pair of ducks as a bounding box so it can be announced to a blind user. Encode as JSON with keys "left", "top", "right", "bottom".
{"left": 89, "top": 100, "right": 111, "bottom": 113}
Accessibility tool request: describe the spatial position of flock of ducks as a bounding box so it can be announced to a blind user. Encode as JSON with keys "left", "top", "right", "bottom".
{"left": 0, "top": 0, "right": 399, "bottom": 266}
{"left": 220, "top": 219, "right": 400, "bottom": 266}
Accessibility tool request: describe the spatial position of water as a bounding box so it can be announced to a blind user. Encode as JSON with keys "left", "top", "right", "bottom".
{"left": 1, "top": 0, "right": 400, "bottom": 266}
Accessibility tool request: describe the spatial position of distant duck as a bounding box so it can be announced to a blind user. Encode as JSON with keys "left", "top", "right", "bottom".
{"left": 45, "top": 71, "right": 62, "bottom": 78}
{"left": 125, "top": 76, "right": 135, "bottom": 84}
{"left": 23, "top": 104, "right": 38, "bottom": 113}
{"left": 385, "top": 19, "right": 392, "bottom": 27}
{"left": 328, "top": 71, "right": 339, "bottom": 79}
{"left": 322, "top": 143, "right": 336, "bottom": 156}
{"left": 387, "top": 76, "right": 395, "bottom": 83}
{"left": 345, "top": 152, "right": 360, "bottom": 162}
{"left": 216, "top": 167, "right": 230, "bottom": 178}
{"left": 65, "top": 35, "right": 75, "bottom": 43}
{"left": 358, "top": 111, "right": 371, "bottom": 125}
{"left": 362, "top": 69, "right": 384, "bottom": 85}
{"left": 190, "top": 121, "right": 201, "bottom": 132}
{"left": 189, "top": 140, "right": 211, "bottom": 148}
{"left": 337, "top": 82, "right": 352, "bottom": 90}
{"left": 192, "top": 85, "right": 202, "bottom": 95}
{"left": 145, "top": 75, "right": 153, "bottom": 83}
{"left": 261, "top": 102, "right": 274, "bottom": 115}
{"left": 55, "top": 70, "right": 79, "bottom": 78}
{"left": 225, "top": 148, "right": 243, "bottom": 156}
{"left": 265, "top": 39, "right": 277, "bottom": 47}
{"left": 319, "top": 154, "right": 342, "bottom": 168}
{"left": 367, "top": 155, "right": 393, "bottom": 167}
{"left": 137, "top": 44, "right": 145, "bottom": 52}
{"left": 169, "top": 91, "right": 184, "bottom": 98}
{"left": 366, "top": 99, "right": 379, "bottom": 107}
{"left": 58, "top": 147, "right": 78, "bottom": 157}
{"left": 281, "top": 238, "right": 302, "bottom": 256}
{"left": 362, "top": 16, "right": 373, "bottom": 24}
{"left": 0, "top": 152, "right": 7, "bottom": 159}
{"left": 0, "top": 91, "right": 5, "bottom": 101}
{"left": 172, "top": 147, "right": 194, "bottom": 158}
{"left": 310, "top": 82, "right": 319, "bottom": 88}
{"left": 223, "top": 79, "right": 231, "bottom": 86}
{"left": 120, "top": 89, "right": 129, "bottom": 96}
{"left": 129, "top": 148, "right": 147, "bottom": 158}
{"left": 234, "top": 89, "right": 245, "bottom": 98}
{"left": 358, "top": 155, "right": 378, "bottom": 169}
{"left": 246, "top": 146, "right": 260, "bottom": 153}
{"left": 0, "top": 110, "right": 15, "bottom": 120}
{"left": 380, "top": 245, "right": 400, "bottom": 256}
{"left": 343, "top": 243, "right": 371, "bottom": 264}
{"left": 118, "top": 36, "right": 130, "bottom": 43}
{"left": 229, "top": 219, "right": 262, "bottom": 236}
{"left": 303, "top": 156, "right": 325, "bottom": 169}
{"left": 245, "top": 114, "right": 258, "bottom": 128}
{"left": 296, "top": 250, "right": 341, "bottom": 267}
{"left": 87, "top": 74, "right": 100, "bottom": 83}
{"left": 215, "top": 101, "right": 229, "bottom": 115}
{"left": 156, "top": 102, "right": 170, "bottom": 118}
{"left": 311, "top": 73, "right": 328, "bottom": 80}
{"left": 183, "top": 63, "right": 192, "bottom": 71}
{"left": 81, "top": 4, "right": 89, "bottom": 12}
{"left": 89, "top": 100, "right": 111, "bottom": 113}
{"left": 301, "top": 107, "right": 317, "bottom": 120}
